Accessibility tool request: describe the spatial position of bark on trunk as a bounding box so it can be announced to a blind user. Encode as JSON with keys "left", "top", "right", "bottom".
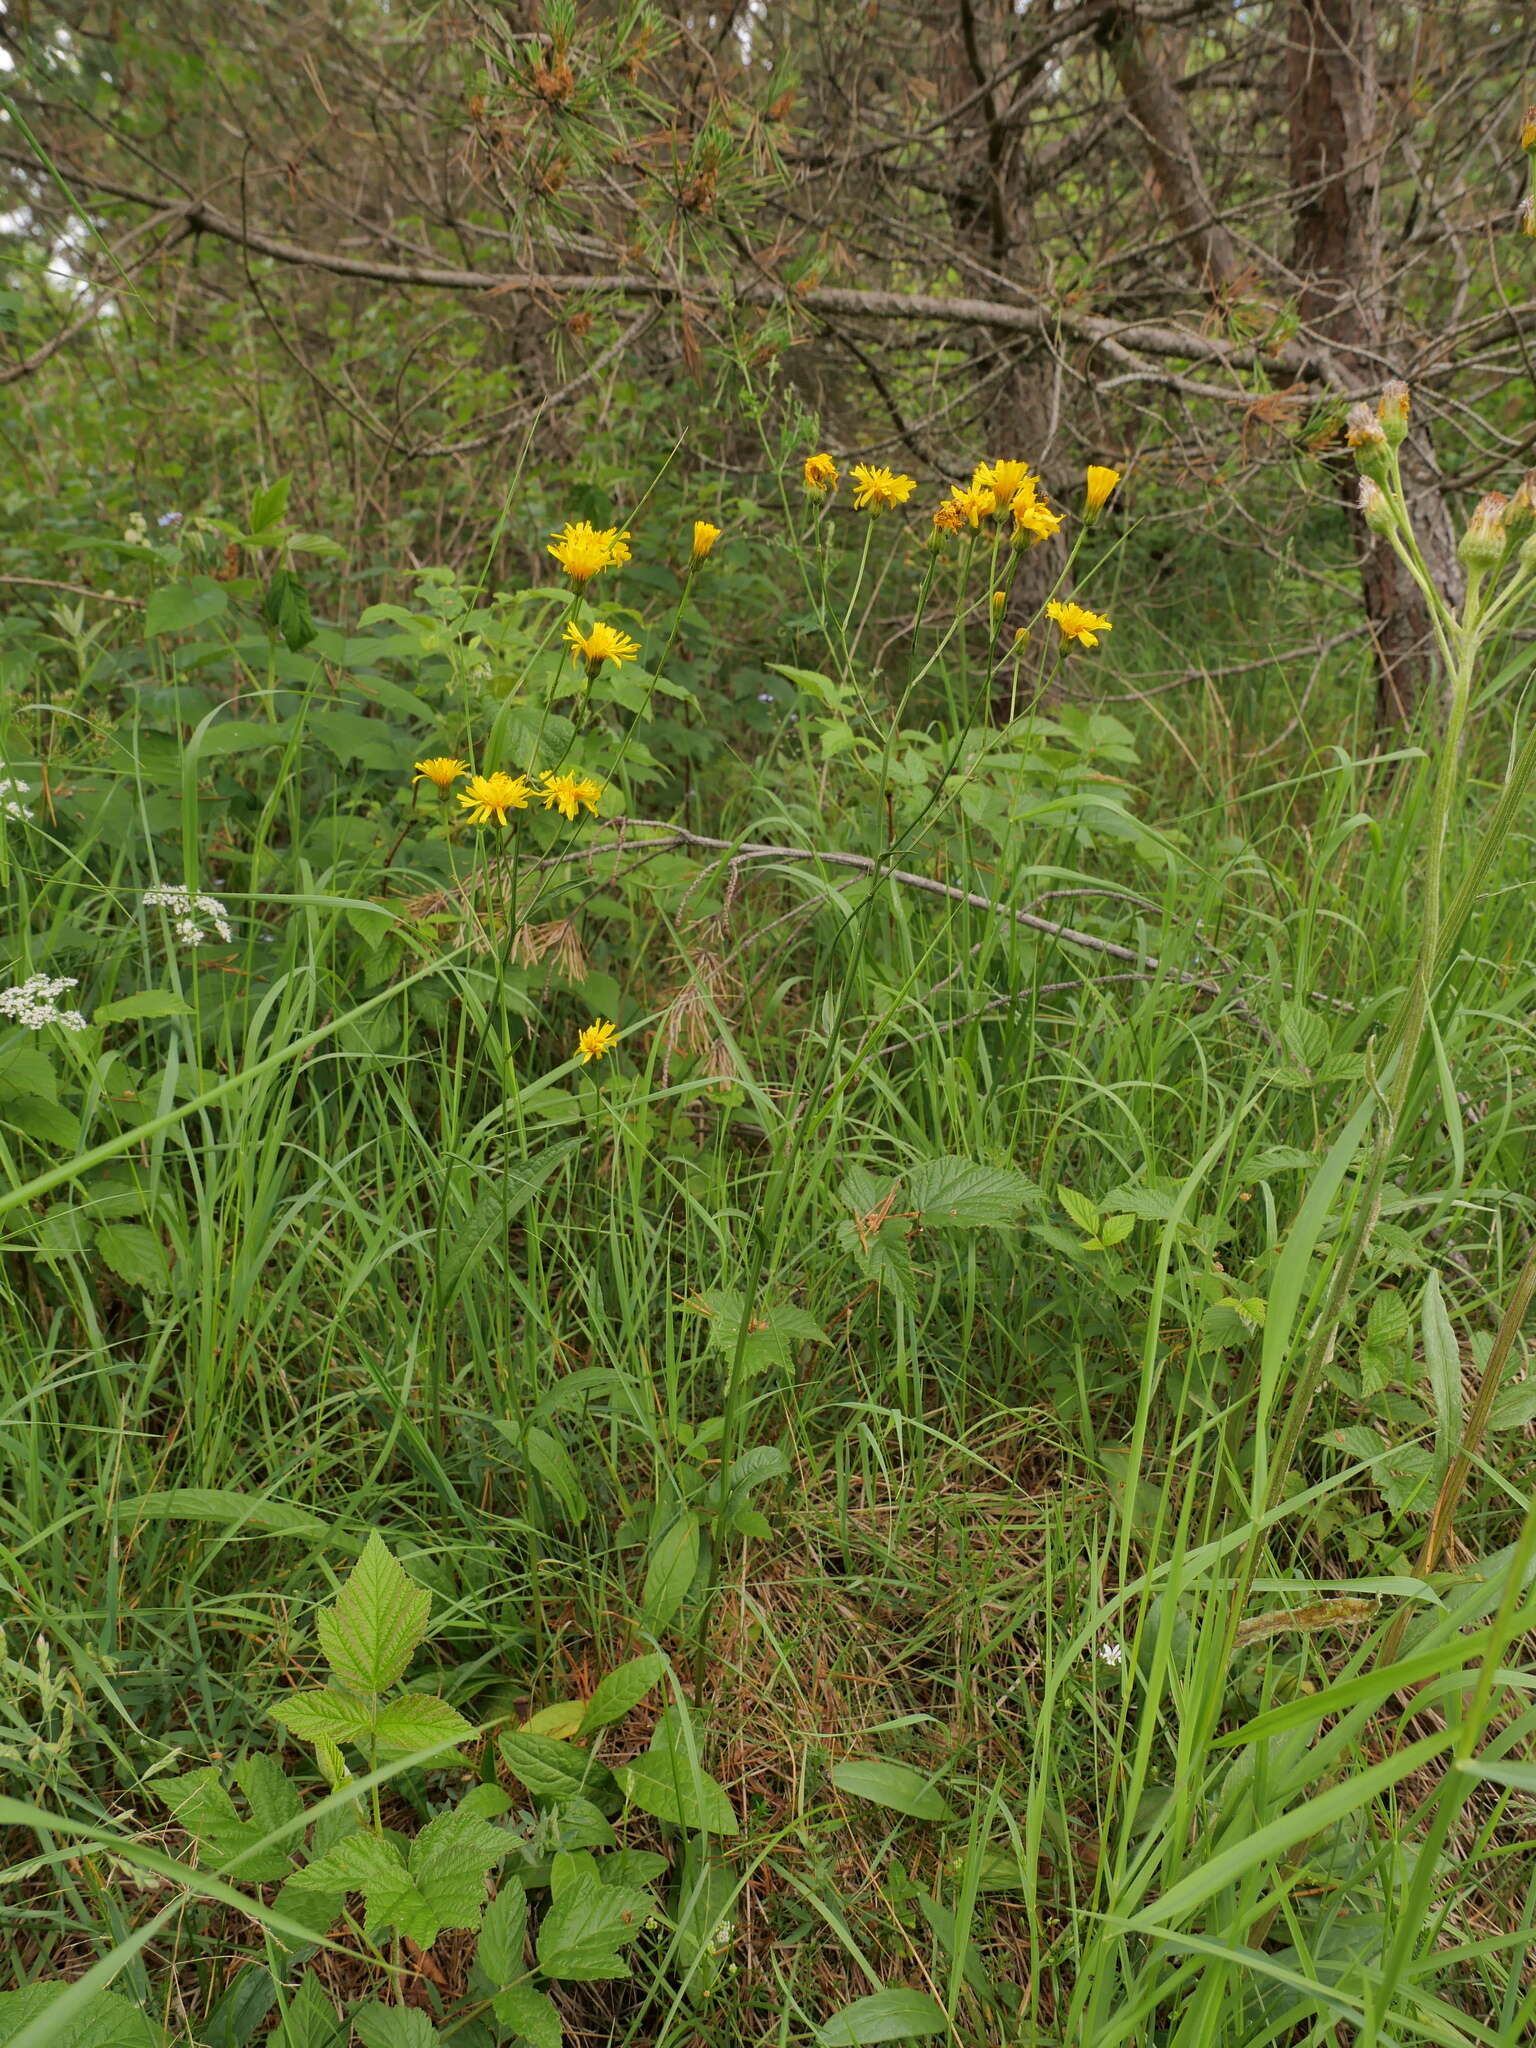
{"left": 1287, "top": 0, "right": 1464, "bottom": 727}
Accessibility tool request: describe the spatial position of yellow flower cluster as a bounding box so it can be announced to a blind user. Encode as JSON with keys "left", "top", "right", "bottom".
{"left": 547, "top": 520, "right": 632, "bottom": 586}
{"left": 409, "top": 760, "right": 605, "bottom": 824}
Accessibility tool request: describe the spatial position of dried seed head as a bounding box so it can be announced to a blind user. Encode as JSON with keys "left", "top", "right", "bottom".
{"left": 1507, "top": 471, "right": 1536, "bottom": 529}
{"left": 1345, "top": 402, "right": 1389, "bottom": 480}
{"left": 1522, "top": 195, "right": 1536, "bottom": 240}
{"left": 1357, "top": 476, "right": 1394, "bottom": 537}
{"left": 1376, "top": 380, "right": 1411, "bottom": 447}
{"left": 1459, "top": 492, "right": 1511, "bottom": 572}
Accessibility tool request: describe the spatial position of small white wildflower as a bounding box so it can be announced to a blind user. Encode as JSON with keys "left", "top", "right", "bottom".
{"left": 707, "top": 1919, "right": 735, "bottom": 1954}
{"left": 143, "top": 883, "right": 233, "bottom": 946}
{"left": 0, "top": 974, "right": 89, "bottom": 1031}
{"left": 1097, "top": 1638, "right": 1125, "bottom": 1669}
{"left": 0, "top": 776, "right": 32, "bottom": 822}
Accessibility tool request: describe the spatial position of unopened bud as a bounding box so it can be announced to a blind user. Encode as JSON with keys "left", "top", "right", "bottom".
{"left": 1377, "top": 381, "right": 1410, "bottom": 448}
{"left": 1507, "top": 472, "right": 1536, "bottom": 530}
{"left": 1522, "top": 105, "right": 1536, "bottom": 153}
{"left": 1346, "top": 403, "right": 1389, "bottom": 480}
{"left": 991, "top": 589, "right": 1007, "bottom": 621}
{"left": 1357, "top": 476, "right": 1393, "bottom": 537}
{"left": 1459, "top": 492, "right": 1511, "bottom": 572}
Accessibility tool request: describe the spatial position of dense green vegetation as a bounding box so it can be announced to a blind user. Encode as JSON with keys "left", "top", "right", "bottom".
{"left": 5, "top": 13, "right": 1536, "bottom": 2043}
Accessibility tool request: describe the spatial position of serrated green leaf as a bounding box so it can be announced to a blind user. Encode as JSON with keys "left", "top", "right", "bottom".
{"left": 489, "top": 1984, "right": 562, "bottom": 2048}
{"left": 0, "top": 1984, "right": 165, "bottom": 2048}
{"left": 478, "top": 1882, "right": 529, "bottom": 1993}
{"left": 818, "top": 1990, "right": 949, "bottom": 2046}
{"left": 270, "top": 1974, "right": 343, "bottom": 2048}
{"left": 157, "top": 1766, "right": 291, "bottom": 1882}
{"left": 93, "top": 990, "right": 193, "bottom": 1024}
{"left": 250, "top": 476, "right": 292, "bottom": 532}
{"left": 263, "top": 568, "right": 316, "bottom": 652}
{"left": 315, "top": 1532, "right": 430, "bottom": 1694}
{"left": 407, "top": 1806, "right": 511, "bottom": 1934}
{"left": 830, "top": 1759, "right": 955, "bottom": 1824}
{"left": 640, "top": 1514, "right": 701, "bottom": 1633}
{"left": 233, "top": 1751, "right": 302, "bottom": 1836}
{"left": 1364, "top": 1288, "right": 1411, "bottom": 1354}
{"left": 579, "top": 1654, "right": 667, "bottom": 1733}
{"left": 1056, "top": 1185, "right": 1100, "bottom": 1236}
{"left": 372, "top": 1693, "right": 476, "bottom": 1758}
{"left": 94, "top": 1222, "right": 171, "bottom": 1293}
{"left": 351, "top": 2005, "right": 440, "bottom": 2048}
{"left": 535, "top": 1851, "right": 644, "bottom": 1981}
{"left": 909, "top": 1157, "right": 1037, "bottom": 1227}
{"left": 270, "top": 1687, "right": 372, "bottom": 1748}
{"left": 1098, "top": 1213, "right": 1136, "bottom": 1247}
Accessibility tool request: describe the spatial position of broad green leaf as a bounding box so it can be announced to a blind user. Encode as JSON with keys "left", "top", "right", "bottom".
{"left": 406, "top": 1806, "right": 511, "bottom": 1934}
{"left": 0, "top": 1985, "right": 165, "bottom": 2047}
{"left": 94, "top": 1222, "right": 171, "bottom": 1294}
{"left": 438, "top": 1143, "right": 580, "bottom": 1302}
{"left": 270, "top": 1687, "right": 372, "bottom": 1748}
{"left": 1421, "top": 1269, "right": 1463, "bottom": 1475}
{"left": 315, "top": 1532, "right": 430, "bottom": 1694}
{"left": 351, "top": 2006, "right": 440, "bottom": 2048}
{"left": 157, "top": 1766, "right": 289, "bottom": 1881}
{"left": 93, "top": 991, "right": 193, "bottom": 1024}
{"left": 0, "top": 1044, "right": 58, "bottom": 1103}
{"left": 909, "top": 1158, "right": 1037, "bottom": 1228}
{"left": 489, "top": 1984, "right": 562, "bottom": 2048}
{"left": 145, "top": 580, "right": 228, "bottom": 638}
{"left": 521, "top": 1426, "right": 589, "bottom": 1526}
{"left": 640, "top": 1514, "right": 701, "bottom": 1633}
{"left": 1056, "top": 1184, "right": 1100, "bottom": 1236}
{"left": 1098, "top": 1213, "right": 1136, "bottom": 1247}
{"left": 818, "top": 1990, "right": 949, "bottom": 2045}
{"left": 830, "top": 1759, "right": 955, "bottom": 1825}
{"left": 478, "top": 1882, "right": 529, "bottom": 1992}
{"left": 372, "top": 1693, "right": 477, "bottom": 1758}
{"left": 615, "top": 1715, "right": 738, "bottom": 1836}
{"left": 263, "top": 569, "right": 317, "bottom": 652}
{"left": 535, "top": 1851, "right": 645, "bottom": 1981}
{"left": 579, "top": 1654, "right": 668, "bottom": 1734}
{"left": 250, "top": 476, "right": 292, "bottom": 531}
{"left": 270, "top": 1974, "right": 343, "bottom": 2048}
{"left": 234, "top": 1752, "right": 302, "bottom": 1836}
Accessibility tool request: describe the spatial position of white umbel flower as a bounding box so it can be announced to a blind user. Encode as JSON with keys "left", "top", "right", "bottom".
{"left": 143, "top": 882, "right": 233, "bottom": 945}
{"left": 0, "top": 974, "right": 88, "bottom": 1031}
{"left": 0, "top": 776, "right": 32, "bottom": 822}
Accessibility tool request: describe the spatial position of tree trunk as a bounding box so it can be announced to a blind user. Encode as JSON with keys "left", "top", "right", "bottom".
{"left": 1287, "top": 0, "right": 1464, "bottom": 727}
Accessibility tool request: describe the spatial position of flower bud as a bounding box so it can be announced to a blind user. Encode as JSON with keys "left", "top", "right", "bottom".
{"left": 1357, "top": 476, "right": 1394, "bottom": 537}
{"left": 1507, "top": 472, "right": 1536, "bottom": 530}
{"left": 1523, "top": 105, "right": 1536, "bottom": 153}
{"left": 1377, "top": 381, "right": 1410, "bottom": 447}
{"left": 1458, "top": 492, "right": 1511, "bottom": 573}
{"left": 991, "top": 589, "right": 1007, "bottom": 622}
{"left": 1346, "top": 402, "right": 1389, "bottom": 480}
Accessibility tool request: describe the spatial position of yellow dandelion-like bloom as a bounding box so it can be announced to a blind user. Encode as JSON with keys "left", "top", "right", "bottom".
{"left": 691, "top": 520, "right": 722, "bottom": 562}
{"left": 563, "top": 619, "right": 640, "bottom": 670}
{"left": 947, "top": 482, "right": 997, "bottom": 528}
{"left": 974, "top": 460, "right": 1035, "bottom": 508}
{"left": 1085, "top": 465, "right": 1122, "bottom": 515}
{"left": 547, "top": 520, "right": 632, "bottom": 585}
{"left": 541, "top": 769, "right": 601, "bottom": 822}
{"left": 412, "top": 756, "right": 467, "bottom": 791}
{"left": 457, "top": 771, "right": 534, "bottom": 825}
{"left": 1013, "top": 499, "right": 1064, "bottom": 545}
{"left": 850, "top": 464, "right": 917, "bottom": 513}
{"left": 576, "top": 1017, "right": 619, "bottom": 1064}
{"left": 803, "top": 452, "right": 839, "bottom": 494}
{"left": 1045, "top": 599, "right": 1113, "bottom": 649}
{"left": 932, "top": 499, "right": 966, "bottom": 534}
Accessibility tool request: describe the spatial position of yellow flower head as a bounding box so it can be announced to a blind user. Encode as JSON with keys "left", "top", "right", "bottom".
{"left": 1012, "top": 499, "right": 1064, "bottom": 545}
{"left": 850, "top": 463, "right": 917, "bottom": 513}
{"left": 932, "top": 499, "right": 966, "bottom": 534}
{"left": 947, "top": 482, "right": 996, "bottom": 528}
{"left": 1085, "top": 465, "right": 1122, "bottom": 515}
{"left": 974, "top": 460, "right": 1035, "bottom": 509}
{"left": 412, "top": 756, "right": 467, "bottom": 791}
{"left": 547, "top": 520, "right": 632, "bottom": 585}
{"left": 1522, "top": 105, "right": 1536, "bottom": 153}
{"left": 691, "top": 520, "right": 722, "bottom": 562}
{"left": 541, "top": 768, "right": 602, "bottom": 822}
{"left": 457, "top": 771, "right": 533, "bottom": 825}
{"left": 990, "top": 589, "right": 1007, "bottom": 621}
{"left": 563, "top": 618, "right": 640, "bottom": 670}
{"left": 1045, "top": 599, "right": 1112, "bottom": 649}
{"left": 803, "top": 452, "right": 839, "bottom": 494}
{"left": 577, "top": 1017, "right": 619, "bottom": 1064}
